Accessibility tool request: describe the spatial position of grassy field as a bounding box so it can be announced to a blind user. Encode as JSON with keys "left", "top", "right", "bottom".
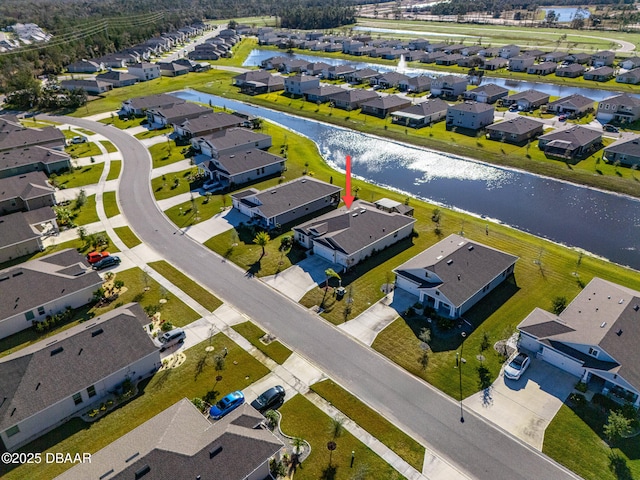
{"left": 106, "top": 160, "right": 122, "bottom": 181}
{"left": 56, "top": 194, "right": 99, "bottom": 226}
{"left": 151, "top": 167, "right": 199, "bottom": 200}
{"left": 311, "top": 379, "right": 425, "bottom": 472}
{"left": 147, "top": 260, "right": 222, "bottom": 312}
{"left": 134, "top": 125, "right": 172, "bottom": 139}
{"left": 279, "top": 394, "right": 406, "bottom": 480}
{"left": 99, "top": 140, "right": 118, "bottom": 153}
{"left": 0, "top": 336, "right": 268, "bottom": 480}
{"left": 149, "top": 139, "right": 190, "bottom": 169}
{"left": 65, "top": 141, "right": 102, "bottom": 159}
{"left": 102, "top": 191, "right": 120, "bottom": 218}
{"left": 53, "top": 164, "right": 104, "bottom": 189}
{"left": 231, "top": 321, "right": 293, "bottom": 364}
{"left": 113, "top": 225, "right": 142, "bottom": 248}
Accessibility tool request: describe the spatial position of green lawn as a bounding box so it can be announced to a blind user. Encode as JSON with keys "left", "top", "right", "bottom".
{"left": 102, "top": 191, "right": 120, "bottom": 218}
{"left": 52, "top": 164, "right": 104, "bottom": 188}
{"left": 231, "top": 321, "right": 292, "bottom": 364}
{"left": 311, "top": 379, "right": 425, "bottom": 472}
{"left": 134, "top": 125, "right": 172, "bottom": 139}
{"left": 113, "top": 225, "right": 141, "bottom": 248}
{"left": 151, "top": 167, "right": 199, "bottom": 200}
{"left": 279, "top": 394, "right": 406, "bottom": 480}
{"left": 65, "top": 141, "right": 102, "bottom": 159}
{"left": 1, "top": 336, "right": 268, "bottom": 480}
{"left": 149, "top": 140, "right": 190, "bottom": 169}
{"left": 55, "top": 194, "right": 99, "bottom": 226}
{"left": 99, "top": 140, "right": 118, "bottom": 153}
{"left": 98, "top": 114, "right": 146, "bottom": 129}
{"left": 106, "top": 160, "right": 122, "bottom": 181}
{"left": 148, "top": 260, "right": 222, "bottom": 312}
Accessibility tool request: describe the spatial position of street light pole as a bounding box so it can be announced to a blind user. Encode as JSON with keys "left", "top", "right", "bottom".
{"left": 459, "top": 331, "right": 467, "bottom": 423}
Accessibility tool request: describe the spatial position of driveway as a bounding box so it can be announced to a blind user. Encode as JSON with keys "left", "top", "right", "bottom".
{"left": 262, "top": 255, "right": 343, "bottom": 301}
{"left": 464, "top": 355, "right": 577, "bottom": 450}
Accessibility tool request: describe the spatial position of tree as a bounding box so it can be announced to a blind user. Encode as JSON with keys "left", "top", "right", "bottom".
{"left": 75, "top": 188, "right": 87, "bottom": 211}
{"left": 603, "top": 411, "right": 631, "bottom": 446}
{"left": 551, "top": 296, "right": 567, "bottom": 315}
{"left": 114, "top": 279, "right": 125, "bottom": 292}
{"left": 418, "top": 327, "right": 431, "bottom": 370}
{"left": 77, "top": 226, "right": 87, "bottom": 243}
{"left": 328, "top": 416, "right": 345, "bottom": 440}
{"left": 321, "top": 268, "right": 341, "bottom": 308}
{"left": 254, "top": 231, "right": 271, "bottom": 257}
{"left": 192, "top": 397, "right": 205, "bottom": 412}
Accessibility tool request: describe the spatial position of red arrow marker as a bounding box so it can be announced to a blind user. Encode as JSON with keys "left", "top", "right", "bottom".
{"left": 343, "top": 155, "right": 355, "bottom": 209}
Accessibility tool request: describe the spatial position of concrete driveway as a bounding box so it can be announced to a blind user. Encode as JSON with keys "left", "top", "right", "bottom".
{"left": 463, "top": 355, "right": 577, "bottom": 451}
{"left": 262, "top": 255, "right": 342, "bottom": 301}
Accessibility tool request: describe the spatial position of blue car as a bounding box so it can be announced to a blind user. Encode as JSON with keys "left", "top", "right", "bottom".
{"left": 209, "top": 391, "right": 245, "bottom": 420}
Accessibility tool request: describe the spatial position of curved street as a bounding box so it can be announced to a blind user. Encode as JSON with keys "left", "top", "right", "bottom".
{"left": 43, "top": 114, "right": 581, "bottom": 480}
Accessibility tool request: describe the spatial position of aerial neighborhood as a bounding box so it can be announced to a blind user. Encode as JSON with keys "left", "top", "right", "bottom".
{"left": 1, "top": 8, "right": 640, "bottom": 480}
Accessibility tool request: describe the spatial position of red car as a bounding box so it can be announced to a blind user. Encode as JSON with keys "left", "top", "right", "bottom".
{"left": 86, "top": 251, "right": 110, "bottom": 264}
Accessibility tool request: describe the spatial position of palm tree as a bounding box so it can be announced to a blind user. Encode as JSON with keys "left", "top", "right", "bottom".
{"left": 254, "top": 231, "right": 271, "bottom": 258}
{"left": 321, "top": 268, "right": 341, "bottom": 307}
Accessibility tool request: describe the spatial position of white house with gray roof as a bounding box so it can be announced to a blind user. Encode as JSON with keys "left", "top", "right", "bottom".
{"left": 446, "top": 102, "right": 495, "bottom": 131}
{"left": 174, "top": 112, "right": 244, "bottom": 139}
{"left": 55, "top": 400, "right": 283, "bottom": 480}
{"left": 502, "top": 89, "right": 550, "bottom": 111}
{"left": 603, "top": 135, "right": 640, "bottom": 167}
{"left": 0, "top": 303, "right": 160, "bottom": 451}
{"left": 199, "top": 149, "right": 286, "bottom": 187}
{"left": 394, "top": 234, "right": 517, "bottom": 318}
{"left": 596, "top": 93, "right": 640, "bottom": 124}
{"left": 463, "top": 83, "right": 509, "bottom": 104}
{"left": 538, "top": 125, "right": 602, "bottom": 159}
{"left": 517, "top": 278, "right": 640, "bottom": 408}
{"left": 0, "top": 145, "right": 71, "bottom": 179}
{"left": 192, "top": 128, "right": 271, "bottom": 158}
{"left": 121, "top": 93, "right": 185, "bottom": 116}
{"left": 232, "top": 176, "right": 341, "bottom": 229}
{"left": 0, "top": 249, "right": 103, "bottom": 339}
{"left": 293, "top": 200, "right": 416, "bottom": 270}
{"left": 146, "top": 102, "right": 211, "bottom": 127}
{"left": 391, "top": 99, "right": 449, "bottom": 128}
{"left": 546, "top": 94, "right": 595, "bottom": 117}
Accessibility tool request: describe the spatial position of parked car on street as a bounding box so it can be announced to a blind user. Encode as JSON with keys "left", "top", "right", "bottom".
{"left": 92, "top": 255, "right": 121, "bottom": 270}
{"left": 558, "top": 115, "right": 567, "bottom": 122}
{"left": 603, "top": 124, "right": 619, "bottom": 133}
{"left": 209, "top": 391, "right": 245, "bottom": 419}
{"left": 251, "top": 385, "right": 285, "bottom": 412}
{"left": 504, "top": 352, "right": 531, "bottom": 380}
{"left": 86, "top": 251, "right": 110, "bottom": 264}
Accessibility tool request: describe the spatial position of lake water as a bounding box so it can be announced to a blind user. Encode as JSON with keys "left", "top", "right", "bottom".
{"left": 174, "top": 89, "right": 640, "bottom": 270}
{"left": 541, "top": 8, "right": 591, "bottom": 23}
{"left": 243, "top": 49, "right": 637, "bottom": 103}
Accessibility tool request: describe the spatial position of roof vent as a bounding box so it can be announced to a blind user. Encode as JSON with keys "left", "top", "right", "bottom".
{"left": 600, "top": 322, "right": 607, "bottom": 328}
{"left": 352, "top": 213, "right": 358, "bottom": 217}
{"left": 134, "top": 465, "right": 150, "bottom": 479}
{"left": 446, "top": 259, "right": 453, "bottom": 265}
{"left": 301, "top": 179, "right": 306, "bottom": 183}
{"left": 467, "top": 245, "right": 474, "bottom": 251}
{"left": 92, "top": 328, "right": 104, "bottom": 337}
{"left": 51, "top": 346, "right": 64, "bottom": 356}
{"left": 618, "top": 299, "right": 624, "bottom": 304}
{"left": 209, "top": 446, "right": 223, "bottom": 458}
{"left": 634, "top": 305, "right": 639, "bottom": 312}
{"left": 616, "top": 329, "right": 623, "bottom": 336}
{"left": 229, "top": 154, "right": 235, "bottom": 158}
{"left": 12, "top": 271, "right": 23, "bottom": 277}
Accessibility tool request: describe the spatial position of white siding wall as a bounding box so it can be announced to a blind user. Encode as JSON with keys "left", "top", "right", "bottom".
{"left": 395, "top": 275, "right": 420, "bottom": 297}
{"left": 538, "top": 346, "right": 584, "bottom": 377}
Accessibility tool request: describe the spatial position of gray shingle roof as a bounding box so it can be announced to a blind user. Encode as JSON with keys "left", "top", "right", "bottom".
{"left": 148, "top": 102, "right": 211, "bottom": 122}
{"left": 604, "top": 136, "right": 640, "bottom": 156}
{"left": 328, "top": 89, "right": 378, "bottom": 104}
{"left": 394, "top": 234, "right": 518, "bottom": 307}
{"left": 177, "top": 112, "right": 244, "bottom": 135}
{"left": 486, "top": 116, "right": 544, "bottom": 135}
{"left": 0, "top": 145, "right": 70, "bottom": 172}
{"left": 447, "top": 102, "right": 494, "bottom": 114}
{"left": 600, "top": 93, "right": 640, "bottom": 108}
{"left": 96, "top": 71, "right": 138, "bottom": 82}
{"left": 207, "top": 149, "right": 284, "bottom": 176}
{"left": 505, "top": 89, "right": 549, "bottom": 103}
{"left": 395, "top": 98, "right": 449, "bottom": 117}
{"left": 361, "top": 95, "right": 411, "bottom": 110}
{"left": 547, "top": 93, "right": 594, "bottom": 110}
{"left": 124, "top": 94, "right": 185, "bottom": 111}
{"left": 467, "top": 83, "right": 508, "bottom": 96}
{"left": 197, "top": 128, "right": 270, "bottom": 152}
{"left": 539, "top": 125, "right": 601, "bottom": 149}
{"left": 0, "top": 125, "right": 66, "bottom": 152}
{"left": 0, "top": 170, "right": 54, "bottom": 203}
{"left": 0, "top": 303, "right": 157, "bottom": 431}
{"left": 0, "top": 209, "right": 41, "bottom": 248}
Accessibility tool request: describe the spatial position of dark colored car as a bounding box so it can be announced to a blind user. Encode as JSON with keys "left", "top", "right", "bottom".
{"left": 603, "top": 124, "right": 619, "bottom": 133}
{"left": 251, "top": 385, "right": 285, "bottom": 412}
{"left": 209, "top": 391, "right": 245, "bottom": 419}
{"left": 92, "top": 255, "right": 121, "bottom": 270}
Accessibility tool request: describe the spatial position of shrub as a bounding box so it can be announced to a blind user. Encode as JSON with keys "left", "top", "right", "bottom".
{"left": 161, "top": 321, "right": 174, "bottom": 332}
{"left": 568, "top": 393, "right": 586, "bottom": 407}
{"left": 575, "top": 381, "right": 588, "bottom": 393}
{"left": 437, "top": 316, "right": 456, "bottom": 331}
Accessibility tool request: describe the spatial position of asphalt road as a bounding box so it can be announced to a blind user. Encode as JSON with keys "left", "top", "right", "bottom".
{"left": 45, "top": 114, "right": 581, "bottom": 480}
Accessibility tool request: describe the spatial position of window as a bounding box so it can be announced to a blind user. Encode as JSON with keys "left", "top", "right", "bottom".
{"left": 72, "top": 392, "right": 83, "bottom": 405}
{"left": 588, "top": 347, "right": 599, "bottom": 358}
{"left": 5, "top": 425, "right": 19, "bottom": 437}
{"left": 25, "top": 311, "right": 35, "bottom": 322}
{"left": 87, "top": 385, "right": 97, "bottom": 398}
{"left": 37, "top": 306, "right": 45, "bottom": 316}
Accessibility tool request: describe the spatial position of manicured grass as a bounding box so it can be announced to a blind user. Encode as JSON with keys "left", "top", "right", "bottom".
{"left": 65, "top": 141, "right": 102, "bottom": 159}
{"left": 57, "top": 194, "right": 99, "bottom": 226}
{"left": 77, "top": 127, "right": 94, "bottom": 136}
{"left": 279, "top": 394, "right": 406, "bottom": 480}
{"left": 148, "top": 260, "right": 222, "bottom": 312}
{"left": 113, "top": 225, "right": 142, "bottom": 248}
{"left": 98, "top": 115, "right": 146, "bottom": 129}
{"left": 106, "top": 160, "right": 122, "bottom": 181}
{"left": 52, "top": 164, "right": 104, "bottom": 188}
{"left": 231, "top": 321, "right": 292, "bottom": 364}
{"left": 102, "top": 191, "right": 120, "bottom": 218}
{"left": 1, "top": 336, "right": 268, "bottom": 480}
{"left": 99, "top": 140, "right": 118, "bottom": 153}
{"left": 311, "top": 379, "right": 425, "bottom": 472}
{"left": 149, "top": 140, "right": 190, "bottom": 169}
{"left": 151, "top": 167, "right": 199, "bottom": 200}
{"left": 134, "top": 125, "right": 172, "bottom": 139}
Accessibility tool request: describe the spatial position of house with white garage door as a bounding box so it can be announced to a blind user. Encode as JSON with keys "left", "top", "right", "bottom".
{"left": 517, "top": 277, "right": 640, "bottom": 408}
{"left": 393, "top": 234, "right": 517, "bottom": 318}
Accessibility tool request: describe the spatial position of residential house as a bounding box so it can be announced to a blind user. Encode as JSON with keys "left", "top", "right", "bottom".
{"left": 404, "top": 50, "right": 427, "bottom": 62}
{"left": 564, "top": 53, "right": 591, "bottom": 64}
{"left": 527, "top": 62, "right": 557, "bottom": 76}
{"left": 425, "top": 43, "right": 448, "bottom": 53}
{"left": 538, "top": 125, "right": 603, "bottom": 159}
{"left": 369, "top": 47, "right": 394, "bottom": 58}
{"left": 66, "top": 60, "right": 104, "bottom": 73}
{"left": 192, "top": 128, "right": 271, "bottom": 158}
{"left": 522, "top": 49, "right": 545, "bottom": 60}
{"left": 0, "top": 171, "right": 55, "bottom": 214}
{"left": 189, "top": 44, "right": 222, "bottom": 60}
{"left": 55, "top": 400, "right": 283, "bottom": 480}
{"left": 499, "top": 44, "right": 520, "bottom": 59}
{"left": 555, "top": 63, "right": 585, "bottom": 78}
{"left": 508, "top": 55, "right": 535, "bottom": 72}
{"left": 0, "top": 122, "right": 66, "bottom": 153}
{"left": 446, "top": 102, "right": 495, "bottom": 131}
{"left": 95, "top": 70, "right": 138, "bottom": 88}
{"left": 603, "top": 136, "right": 640, "bottom": 167}
{"left": 457, "top": 55, "right": 483, "bottom": 68}
{"left": 430, "top": 75, "right": 467, "bottom": 99}
{"left": 592, "top": 50, "right": 616, "bottom": 67}
{"left": 232, "top": 176, "right": 341, "bottom": 229}
{"left": 408, "top": 38, "right": 430, "bottom": 51}
{"left": 280, "top": 59, "right": 309, "bottom": 74}
{"left": 157, "top": 62, "right": 190, "bottom": 77}
{"left": 463, "top": 83, "right": 508, "bottom": 104}
{"left": 128, "top": 62, "right": 161, "bottom": 81}
{"left": 60, "top": 79, "right": 112, "bottom": 95}
{"left": 0, "top": 303, "right": 160, "bottom": 451}
{"left": 345, "top": 68, "right": 380, "bottom": 84}
{"left": 478, "top": 47, "right": 500, "bottom": 58}
{"left": 374, "top": 197, "right": 414, "bottom": 216}
{"left": 485, "top": 116, "right": 544, "bottom": 145}
{"left": 0, "top": 207, "right": 57, "bottom": 264}
{"left": 174, "top": 112, "right": 244, "bottom": 139}
{"left": 584, "top": 66, "right": 615, "bottom": 82}
{"left": 394, "top": 234, "right": 517, "bottom": 318}
{"left": 303, "top": 85, "right": 344, "bottom": 104}
{"left": 199, "top": 149, "right": 285, "bottom": 187}
{"left": 305, "top": 61, "right": 331, "bottom": 76}
{"left": 0, "top": 146, "right": 71, "bottom": 179}
{"left": 420, "top": 51, "right": 446, "bottom": 64}
{"left": 482, "top": 57, "right": 508, "bottom": 71}
{"left": 391, "top": 99, "right": 449, "bottom": 128}
{"left": 398, "top": 76, "right": 431, "bottom": 93}
{"left": 352, "top": 45, "right": 375, "bottom": 56}
{"left": 121, "top": 93, "right": 185, "bottom": 116}
{"left": 284, "top": 74, "right": 320, "bottom": 96}
{"left": 543, "top": 51, "right": 566, "bottom": 63}
{"left": 146, "top": 103, "right": 211, "bottom": 127}
{"left": 436, "top": 54, "right": 464, "bottom": 66}
{"left": 546, "top": 94, "right": 595, "bottom": 117}
{"left": 517, "top": 278, "right": 640, "bottom": 408}
{"left": 372, "top": 72, "right": 410, "bottom": 89}
{"left": 461, "top": 45, "right": 483, "bottom": 57}
{"left": 620, "top": 56, "right": 640, "bottom": 70}
{"left": 360, "top": 95, "right": 412, "bottom": 118}
{"left": 93, "top": 54, "right": 130, "bottom": 68}
{"left": 616, "top": 68, "right": 640, "bottom": 85}
{"left": 502, "top": 89, "right": 550, "bottom": 111}
{"left": 328, "top": 89, "right": 379, "bottom": 111}
{"left": 324, "top": 65, "right": 356, "bottom": 80}
{"left": 324, "top": 43, "right": 343, "bottom": 53}
{"left": 240, "top": 74, "right": 284, "bottom": 95}
{"left": 293, "top": 200, "right": 416, "bottom": 270}
{"left": 0, "top": 249, "right": 103, "bottom": 339}
{"left": 342, "top": 40, "right": 364, "bottom": 54}
{"left": 596, "top": 94, "right": 640, "bottom": 123}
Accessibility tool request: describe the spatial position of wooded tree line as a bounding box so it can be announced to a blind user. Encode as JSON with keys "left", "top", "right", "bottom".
{"left": 279, "top": 1, "right": 357, "bottom": 29}
{"left": 425, "top": 0, "right": 633, "bottom": 17}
